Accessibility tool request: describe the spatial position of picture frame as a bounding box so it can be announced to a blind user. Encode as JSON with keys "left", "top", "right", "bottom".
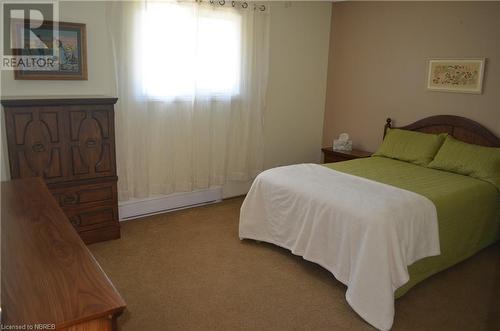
{"left": 426, "top": 58, "right": 485, "bottom": 94}
{"left": 13, "top": 20, "right": 87, "bottom": 80}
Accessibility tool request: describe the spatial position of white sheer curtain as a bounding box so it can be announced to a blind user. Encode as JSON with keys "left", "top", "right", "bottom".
{"left": 106, "top": 1, "right": 269, "bottom": 201}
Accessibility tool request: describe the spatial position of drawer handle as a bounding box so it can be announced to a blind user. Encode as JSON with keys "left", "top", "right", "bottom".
{"left": 69, "top": 216, "right": 81, "bottom": 227}
{"left": 32, "top": 142, "right": 46, "bottom": 153}
{"left": 85, "top": 138, "right": 97, "bottom": 148}
{"left": 62, "top": 194, "right": 78, "bottom": 205}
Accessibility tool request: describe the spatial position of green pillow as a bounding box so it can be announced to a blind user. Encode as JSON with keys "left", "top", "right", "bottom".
{"left": 428, "top": 136, "right": 500, "bottom": 190}
{"left": 374, "top": 128, "right": 447, "bottom": 166}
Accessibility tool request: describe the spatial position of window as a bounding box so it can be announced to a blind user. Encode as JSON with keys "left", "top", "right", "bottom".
{"left": 141, "top": 2, "right": 242, "bottom": 99}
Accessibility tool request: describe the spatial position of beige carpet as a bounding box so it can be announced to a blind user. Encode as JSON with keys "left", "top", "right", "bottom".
{"left": 90, "top": 197, "right": 500, "bottom": 331}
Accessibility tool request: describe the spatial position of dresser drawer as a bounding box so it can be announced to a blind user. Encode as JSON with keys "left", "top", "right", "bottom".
{"left": 324, "top": 154, "right": 351, "bottom": 163}
{"left": 65, "top": 204, "right": 119, "bottom": 232}
{"left": 322, "top": 148, "right": 372, "bottom": 164}
{"left": 50, "top": 180, "right": 117, "bottom": 209}
{"left": 79, "top": 225, "right": 121, "bottom": 244}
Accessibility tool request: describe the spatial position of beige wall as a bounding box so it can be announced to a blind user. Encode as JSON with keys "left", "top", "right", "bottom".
{"left": 323, "top": 1, "right": 500, "bottom": 153}
{"left": 1, "top": 1, "right": 332, "bottom": 198}
{"left": 263, "top": 1, "right": 331, "bottom": 168}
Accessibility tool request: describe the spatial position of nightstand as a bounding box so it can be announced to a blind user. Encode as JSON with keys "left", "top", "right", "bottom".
{"left": 321, "top": 147, "right": 372, "bottom": 163}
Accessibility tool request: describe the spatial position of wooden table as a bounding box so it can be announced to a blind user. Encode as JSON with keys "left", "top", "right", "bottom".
{"left": 321, "top": 147, "right": 372, "bottom": 163}
{"left": 1, "top": 178, "right": 126, "bottom": 330}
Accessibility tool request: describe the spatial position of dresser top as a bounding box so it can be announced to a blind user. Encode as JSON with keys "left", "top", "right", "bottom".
{"left": 1, "top": 178, "right": 126, "bottom": 327}
{"left": 1, "top": 95, "right": 118, "bottom": 107}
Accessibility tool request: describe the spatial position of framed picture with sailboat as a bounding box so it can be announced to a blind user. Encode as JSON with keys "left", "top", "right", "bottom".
{"left": 12, "top": 20, "right": 87, "bottom": 80}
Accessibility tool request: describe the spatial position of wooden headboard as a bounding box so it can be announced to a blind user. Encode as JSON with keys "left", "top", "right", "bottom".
{"left": 383, "top": 115, "right": 500, "bottom": 147}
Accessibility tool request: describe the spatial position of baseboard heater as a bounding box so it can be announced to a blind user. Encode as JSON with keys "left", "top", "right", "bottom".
{"left": 118, "top": 186, "right": 223, "bottom": 221}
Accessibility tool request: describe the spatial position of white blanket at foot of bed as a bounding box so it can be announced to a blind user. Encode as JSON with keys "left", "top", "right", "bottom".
{"left": 239, "top": 164, "right": 440, "bottom": 330}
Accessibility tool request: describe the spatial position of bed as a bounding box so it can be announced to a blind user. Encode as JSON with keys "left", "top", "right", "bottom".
{"left": 239, "top": 115, "right": 500, "bottom": 330}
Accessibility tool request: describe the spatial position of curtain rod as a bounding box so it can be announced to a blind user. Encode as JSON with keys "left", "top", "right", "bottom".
{"left": 201, "top": 0, "right": 267, "bottom": 11}
{"left": 145, "top": 0, "right": 267, "bottom": 12}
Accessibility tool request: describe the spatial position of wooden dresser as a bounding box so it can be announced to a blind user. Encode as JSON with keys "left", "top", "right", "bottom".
{"left": 1, "top": 97, "right": 120, "bottom": 244}
{"left": 1, "top": 178, "right": 126, "bottom": 330}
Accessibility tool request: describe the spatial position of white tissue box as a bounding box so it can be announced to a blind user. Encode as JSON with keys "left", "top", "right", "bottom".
{"left": 333, "top": 139, "right": 352, "bottom": 152}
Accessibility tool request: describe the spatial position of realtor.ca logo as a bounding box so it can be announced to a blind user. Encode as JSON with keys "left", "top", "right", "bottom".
{"left": 2, "top": 1, "right": 59, "bottom": 71}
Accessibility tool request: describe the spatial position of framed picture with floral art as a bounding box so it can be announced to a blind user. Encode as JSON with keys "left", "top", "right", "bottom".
{"left": 427, "top": 58, "right": 485, "bottom": 94}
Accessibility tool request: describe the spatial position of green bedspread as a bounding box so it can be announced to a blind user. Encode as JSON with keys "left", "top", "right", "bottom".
{"left": 324, "top": 156, "right": 500, "bottom": 298}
